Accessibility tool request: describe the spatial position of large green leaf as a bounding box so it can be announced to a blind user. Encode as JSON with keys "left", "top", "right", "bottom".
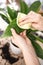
{"left": 32, "top": 41, "right": 43, "bottom": 59}
{"left": 0, "top": 13, "right": 10, "bottom": 24}
{"left": 1, "top": 19, "right": 24, "bottom": 37}
{"left": 20, "top": 0, "right": 29, "bottom": 14}
{"left": 27, "top": 30, "right": 43, "bottom": 43}
{"left": 28, "top": 1, "right": 41, "bottom": 12}
{"left": 20, "top": 0, "right": 41, "bottom": 14}
{"left": 26, "top": 31, "right": 43, "bottom": 59}
{"left": 7, "top": 6, "right": 17, "bottom": 20}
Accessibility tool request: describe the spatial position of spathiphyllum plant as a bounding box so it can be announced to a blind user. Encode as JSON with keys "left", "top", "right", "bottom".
{"left": 0, "top": 0, "right": 43, "bottom": 59}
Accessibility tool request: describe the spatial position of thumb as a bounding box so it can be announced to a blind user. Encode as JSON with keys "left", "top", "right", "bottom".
{"left": 11, "top": 28, "right": 17, "bottom": 36}
{"left": 31, "top": 23, "right": 38, "bottom": 30}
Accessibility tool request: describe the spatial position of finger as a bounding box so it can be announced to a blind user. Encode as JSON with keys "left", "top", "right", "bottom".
{"left": 19, "top": 17, "right": 38, "bottom": 26}
{"left": 32, "top": 23, "right": 39, "bottom": 30}
{"left": 11, "top": 37, "right": 17, "bottom": 45}
{"left": 19, "top": 11, "right": 34, "bottom": 22}
{"left": 19, "top": 11, "right": 35, "bottom": 23}
{"left": 11, "top": 28, "right": 17, "bottom": 37}
{"left": 11, "top": 37, "right": 15, "bottom": 43}
{"left": 19, "top": 18, "right": 32, "bottom": 26}
{"left": 20, "top": 32, "right": 23, "bottom": 36}
{"left": 22, "top": 30, "right": 27, "bottom": 39}
{"left": 11, "top": 37, "right": 19, "bottom": 47}
{"left": 22, "top": 30, "right": 26, "bottom": 36}
{"left": 20, "top": 31, "right": 26, "bottom": 38}
{"left": 25, "top": 36, "right": 31, "bottom": 45}
{"left": 19, "top": 15, "right": 28, "bottom": 23}
{"left": 11, "top": 37, "right": 16, "bottom": 46}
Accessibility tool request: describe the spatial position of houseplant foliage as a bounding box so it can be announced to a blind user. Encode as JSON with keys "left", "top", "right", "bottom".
{"left": 0, "top": 0, "right": 43, "bottom": 59}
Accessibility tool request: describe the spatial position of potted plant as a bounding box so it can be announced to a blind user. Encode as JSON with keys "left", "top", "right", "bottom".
{"left": 0, "top": 0, "right": 43, "bottom": 59}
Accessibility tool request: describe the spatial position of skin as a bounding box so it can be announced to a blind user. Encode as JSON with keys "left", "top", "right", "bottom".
{"left": 11, "top": 28, "right": 40, "bottom": 65}
{"left": 19, "top": 11, "right": 43, "bottom": 31}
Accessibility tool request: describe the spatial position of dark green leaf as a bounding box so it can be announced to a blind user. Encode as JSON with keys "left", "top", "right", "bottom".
{"left": 7, "top": 6, "right": 17, "bottom": 20}
{"left": 28, "top": 1, "right": 41, "bottom": 12}
{"left": 0, "top": 13, "right": 10, "bottom": 24}
{"left": 26, "top": 30, "right": 43, "bottom": 43}
{"left": 32, "top": 41, "right": 43, "bottom": 59}
{"left": 26, "top": 32, "right": 43, "bottom": 59}
{"left": 2, "top": 19, "right": 24, "bottom": 37}
{"left": 20, "top": 0, "right": 29, "bottom": 14}
{"left": 26, "top": 30, "right": 36, "bottom": 40}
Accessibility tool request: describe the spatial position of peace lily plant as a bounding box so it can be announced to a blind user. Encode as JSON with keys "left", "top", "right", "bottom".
{"left": 0, "top": 0, "right": 43, "bottom": 59}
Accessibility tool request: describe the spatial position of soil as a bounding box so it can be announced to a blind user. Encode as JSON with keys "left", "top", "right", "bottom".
{"left": 0, "top": 43, "right": 25, "bottom": 65}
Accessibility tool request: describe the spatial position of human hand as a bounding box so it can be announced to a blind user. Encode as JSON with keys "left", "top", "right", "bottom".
{"left": 11, "top": 28, "right": 31, "bottom": 51}
{"left": 19, "top": 11, "right": 43, "bottom": 31}
{"left": 11, "top": 28, "right": 37, "bottom": 56}
{"left": 11, "top": 28, "right": 40, "bottom": 65}
{"left": 11, "top": 28, "right": 37, "bottom": 58}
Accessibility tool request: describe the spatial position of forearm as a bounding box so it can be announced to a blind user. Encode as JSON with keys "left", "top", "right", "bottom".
{"left": 21, "top": 43, "right": 40, "bottom": 65}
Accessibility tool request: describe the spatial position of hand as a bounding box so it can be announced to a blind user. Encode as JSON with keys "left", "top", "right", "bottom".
{"left": 11, "top": 28, "right": 31, "bottom": 51}
{"left": 20, "top": 11, "right": 43, "bottom": 31}
{"left": 11, "top": 28, "right": 40, "bottom": 65}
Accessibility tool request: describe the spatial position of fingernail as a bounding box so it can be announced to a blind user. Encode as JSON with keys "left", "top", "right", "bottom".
{"left": 11, "top": 28, "right": 13, "bottom": 31}
{"left": 11, "top": 28, "right": 16, "bottom": 33}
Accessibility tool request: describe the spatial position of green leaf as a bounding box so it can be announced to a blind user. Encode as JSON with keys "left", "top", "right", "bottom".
{"left": 20, "top": 1, "right": 41, "bottom": 14}
{"left": 2, "top": 19, "right": 24, "bottom": 37}
{"left": 20, "top": 0, "right": 29, "bottom": 14}
{"left": 26, "top": 30, "right": 36, "bottom": 40}
{"left": 0, "top": 13, "right": 10, "bottom": 24}
{"left": 33, "top": 34, "right": 43, "bottom": 43}
{"left": 28, "top": 1, "right": 41, "bottom": 12}
{"left": 26, "top": 31, "right": 43, "bottom": 59}
{"left": 26, "top": 30, "right": 43, "bottom": 43}
{"left": 32, "top": 41, "right": 43, "bottom": 59}
{"left": 7, "top": 6, "right": 17, "bottom": 20}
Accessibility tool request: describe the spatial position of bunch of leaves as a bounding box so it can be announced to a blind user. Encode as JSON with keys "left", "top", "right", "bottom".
{"left": 0, "top": 0, "right": 43, "bottom": 59}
